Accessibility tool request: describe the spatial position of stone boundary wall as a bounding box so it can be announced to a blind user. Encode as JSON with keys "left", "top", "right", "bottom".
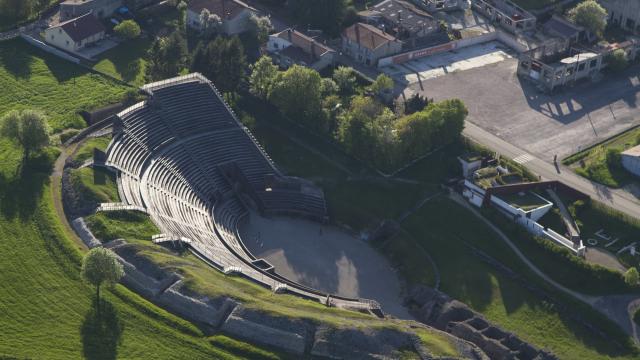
{"left": 20, "top": 34, "right": 80, "bottom": 64}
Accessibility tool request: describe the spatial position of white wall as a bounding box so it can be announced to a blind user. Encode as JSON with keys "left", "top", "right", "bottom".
{"left": 622, "top": 154, "right": 640, "bottom": 177}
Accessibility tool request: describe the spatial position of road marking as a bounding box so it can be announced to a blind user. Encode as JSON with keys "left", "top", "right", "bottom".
{"left": 512, "top": 153, "right": 534, "bottom": 165}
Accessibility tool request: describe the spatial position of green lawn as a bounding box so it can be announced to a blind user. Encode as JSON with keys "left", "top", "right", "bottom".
{"left": 93, "top": 37, "right": 152, "bottom": 86}
{"left": 498, "top": 191, "right": 549, "bottom": 212}
{"left": 70, "top": 167, "right": 120, "bottom": 204}
{"left": 0, "top": 38, "right": 129, "bottom": 132}
{"left": 0, "top": 142, "right": 285, "bottom": 359}
{"left": 73, "top": 136, "right": 112, "bottom": 163}
{"left": 564, "top": 127, "right": 640, "bottom": 188}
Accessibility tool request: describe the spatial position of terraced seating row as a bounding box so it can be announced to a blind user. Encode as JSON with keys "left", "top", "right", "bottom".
{"left": 104, "top": 74, "right": 377, "bottom": 313}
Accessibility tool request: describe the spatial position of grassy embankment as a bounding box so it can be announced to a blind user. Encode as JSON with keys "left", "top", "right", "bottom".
{"left": 564, "top": 126, "right": 640, "bottom": 188}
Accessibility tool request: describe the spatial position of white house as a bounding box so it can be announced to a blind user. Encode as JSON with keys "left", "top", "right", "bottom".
{"left": 186, "top": 0, "right": 257, "bottom": 35}
{"left": 267, "top": 29, "right": 336, "bottom": 71}
{"left": 622, "top": 145, "right": 640, "bottom": 177}
{"left": 45, "top": 12, "right": 106, "bottom": 53}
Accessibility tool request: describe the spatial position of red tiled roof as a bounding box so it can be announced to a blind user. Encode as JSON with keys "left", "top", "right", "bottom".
{"left": 343, "top": 23, "right": 398, "bottom": 50}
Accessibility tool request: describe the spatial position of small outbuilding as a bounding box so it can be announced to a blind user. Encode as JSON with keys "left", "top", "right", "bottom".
{"left": 267, "top": 29, "right": 336, "bottom": 71}
{"left": 622, "top": 145, "right": 640, "bottom": 177}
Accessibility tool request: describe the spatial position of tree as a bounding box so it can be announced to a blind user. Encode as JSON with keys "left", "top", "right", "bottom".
{"left": 146, "top": 32, "right": 189, "bottom": 81}
{"left": 81, "top": 248, "right": 124, "bottom": 307}
{"left": 606, "top": 49, "right": 628, "bottom": 72}
{"left": 332, "top": 66, "right": 357, "bottom": 95}
{"left": 249, "top": 55, "right": 278, "bottom": 99}
{"left": 286, "top": 0, "right": 349, "bottom": 36}
{"left": 270, "top": 65, "right": 325, "bottom": 130}
{"left": 370, "top": 74, "right": 394, "bottom": 95}
{"left": 320, "top": 78, "right": 339, "bottom": 97}
{"left": 404, "top": 93, "right": 430, "bottom": 114}
{"left": 190, "top": 36, "right": 247, "bottom": 93}
{"left": 199, "top": 8, "right": 222, "bottom": 37}
{"left": 114, "top": 20, "right": 141, "bottom": 40}
{"left": 624, "top": 267, "right": 639, "bottom": 286}
{"left": 567, "top": 0, "right": 607, "bottom": 37}
{"left": 0, "top": 109, "right": 50, "bottom": 163}
{"left": 249, "top": 14, "right": 273, "bottom": 45}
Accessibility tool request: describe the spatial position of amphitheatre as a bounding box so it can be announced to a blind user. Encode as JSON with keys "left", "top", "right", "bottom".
{"left": 101, "top": 73, "right": 405, "bottom": 316}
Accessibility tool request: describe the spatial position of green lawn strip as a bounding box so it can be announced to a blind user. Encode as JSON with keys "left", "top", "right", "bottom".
{"left": 72, "top": 136, "right": 112, "bottom": 163}
{"left": 208, "top": 335, "right": 291, "bottom": 360}
{"left": 564, "top": 127, "right": 640, "bottom": 188}
{"left": 0, "top": 38, "right": 129, "bottom": 132}
{"left": 401, "top": 196, "right": 639, "bottom": 359}
{"left": 69, "top": 166, "right": 120, "bottom": 204}
{"left": 92, "top": 37, "right": 152, "bottom": 86}
{"left": 483, "top": 207, "right": 635, "bottom": 295}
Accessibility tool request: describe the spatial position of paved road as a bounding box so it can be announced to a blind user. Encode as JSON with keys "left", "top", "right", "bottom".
{"left": 464, "top": 122, "right": 640, "bottom": 220}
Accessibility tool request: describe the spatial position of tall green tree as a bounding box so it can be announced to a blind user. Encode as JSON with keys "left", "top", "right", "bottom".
{"left": 286, "top": 0, "right": 349, "bottom": 36}
{"left": 332, "top": 66, "right": 357, "bottom": 95}
{"left": 190, "top": 36, "right": 247, "bottom": 93}
{"left": 249, "top": 55, "right": 278, "bottom": 99}
{"left": 624, "top": 267, "right": 639, "bottom": 286}
{"left": 146, "top": 32, "right": 189, "bottom": 81}
{"left": 0, "top": 109, "right": 50, "bottom": 163}
{"left": 114, "top": 20, "right": 141, "bottom": 40}
{"left": 269, "top": 65, "right": 324, "bottom": 130}
{"left": 81, "top": 248, "right": 124, "bottom": 308}
{"left": 567, "top": 0, "right": 607, "bottom": 37}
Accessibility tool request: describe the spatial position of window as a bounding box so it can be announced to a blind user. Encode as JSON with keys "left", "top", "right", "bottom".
{"left": 590, "top": 59, "right": 597, "bottom": 68}
{"left": 578, "top": 63, "right": 586, "bottom": 72}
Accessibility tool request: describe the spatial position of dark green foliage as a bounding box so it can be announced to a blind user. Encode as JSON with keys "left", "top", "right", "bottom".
{"left": 190, "top": 36, "right": 247, "bottom": 93}
{"left": 285, "top": 0, "right": 350, "bottom": 36}
{"left": 146, "top": 32, "right": 189, "bottom": 81}
{"left": 269, "top": 65, "right": 325, "bottom": 131}
{"left": 404, "top": 93, "right": 430, "bottom": 114}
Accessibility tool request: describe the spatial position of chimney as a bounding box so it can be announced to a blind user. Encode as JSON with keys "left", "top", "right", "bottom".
{"left": 287, "top": 28, "right": 292, "bottom": 43}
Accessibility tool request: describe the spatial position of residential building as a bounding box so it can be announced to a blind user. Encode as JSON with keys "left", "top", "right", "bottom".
{"left": 60, "top": 0, "right": 122, "bottom": 21}
{"left": 362, "top": 0, "right": 439, "bottom": 41}
{"left": 186, "top": 0, "right": 257, "bottom": 35}
{"left": 470, "top": 0, "right": 536, "bottom": 33}
{"left": 267, "top": 29, "right": 336, "bottom": 71}
{"left": 542, "top": 15, "right": 585, "bottom": 46}
{"left": 412, "top": 0, "right": 468, "bottom": 12}
{"left": 342, "top": 22, "right": 403, "bottom": 66}
{"left": 600, "top": 0, "right": 640, "bottom": 32}
{"left": 45, "top": 12, "right": 106, "bottom": 53}
{"left": 622, "top": 145, "right": 640, "bottom": 177}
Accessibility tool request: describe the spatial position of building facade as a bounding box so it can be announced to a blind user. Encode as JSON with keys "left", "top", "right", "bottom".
{"left": 267, "top": 29, "right": 335, "bottom": 71}
{"left": 622, "top": 145, "right": 640, "bottom": 177}
{"left": 342, "top": 23, "right": 403, "bottom": 66}
{"left": 600, "top": 0, "right": 640, "bottom": 32}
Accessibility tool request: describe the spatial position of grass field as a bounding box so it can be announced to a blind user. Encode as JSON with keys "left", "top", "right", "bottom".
{"left": 0, "top": 140, "right": 287, "bottom": 359}
{"left": 70, "top": 167, "right": 120, "bottom": 204}
{"left": 73, "top": 136, "right": 112, "bottom": 163}
{"left": 0, "top": 39, "right": 129, "bottom": 132}
{"left": 93, "top": 37, "right": 152, "bottom": 87}
{"left": 564, "top": 127, "right": 640, "bottom": 188}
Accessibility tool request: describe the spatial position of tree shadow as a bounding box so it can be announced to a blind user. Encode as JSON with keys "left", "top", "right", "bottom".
{"left": 0, "top": 39, "right": 35, "bottom": 79}
{"left": 81, "top": 299, "right": 123, "bottom": 360}
{"left": 0, "top": 153, "right": 51, "bottom": 220}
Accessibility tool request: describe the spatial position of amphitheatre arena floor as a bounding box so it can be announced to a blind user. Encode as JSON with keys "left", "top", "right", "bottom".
{"left": 239, "top": 212, "right": 411, "bottom": 319}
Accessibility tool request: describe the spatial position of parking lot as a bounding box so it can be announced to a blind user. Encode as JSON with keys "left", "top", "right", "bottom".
{"left": 404, "top": 59, "right": 640, "bottom": 160}
{"left": 382, "top": 41, "right": 514, "bottom": 85}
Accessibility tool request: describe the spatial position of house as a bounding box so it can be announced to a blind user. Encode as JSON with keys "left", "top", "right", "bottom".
{"left": 622, "top": 145, "right": 640, "bottom": 177}
{"left": 186, "top": 0, "right": 257, "bottom": 35}
{"left": 45, "top": 12, "right": 106, "bottom": 53}
{"left": 342, "top": 23, "right": 403, "bottom": 66}
{"left": 362, "top": 0, "right": 439, "bottom": 41}
{"left": 600, "top": 0, "right": 640, "bottom": 33}
{"left": 267, "top": 29, "right": 336, "bottom": 70}
{"left": 470, "top": 0, "right": 536, "bottom": 34}
{"left": 60, "top": 0, "right": 122, "bottom": 21}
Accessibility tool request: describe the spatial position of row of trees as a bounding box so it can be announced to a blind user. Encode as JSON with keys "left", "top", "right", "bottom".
{"left": 249, "top": 57, "right": 467, "bottom": 169}
{"left": 0, "top": 0, "right": 48, "bottom": 24}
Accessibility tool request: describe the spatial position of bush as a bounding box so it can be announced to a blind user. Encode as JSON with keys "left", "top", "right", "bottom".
{"left": 605, "top": 148, "right": 622, "bottom": 169}
{"left": 114, "top": 20, "right": 141, "bottom": 40}
{"left": 624, "top": 267, "right": 639, "bottom": 286}
{"left": 60, "top": 129, "right": 80, "bottom": 144}
{"left": 606, "top": 49, "right": 628, "bottom": 72}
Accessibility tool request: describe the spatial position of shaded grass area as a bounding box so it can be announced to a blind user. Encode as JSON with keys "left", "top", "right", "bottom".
{"left": 564, "top": 127, "right": 640, "bottom": 188}
{"left": 93, "top": 37, "right": 152, "bottom": 86}
{"left": 69, "top": 167, "right": 120, "bottom": 204}
{"left": 0, "top": 38, "right": 128, "bottom": 132}
{"left": 86, "top": 210, "right": 157, "bottom": 244}
{"left": 73, "top": 136, "right": 112, "bottom": 163}
{"left": 0, "top": 142, "right": 282, "bottom": 359}
{"left": 402, "top": 197, "right": 638, "bottom": 360}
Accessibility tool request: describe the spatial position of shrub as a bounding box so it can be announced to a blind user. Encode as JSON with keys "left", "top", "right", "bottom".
{"left": 114, "top": 20, "right": 141, "bottom": 40}
{"left": 606, "top": 49, "right": 628, "bottom": 73}
{"left": 625, "top": 267, "right": 639, "bottom": 286}
{"left": 605, "top": 148, "right": 622, "bottom": 169}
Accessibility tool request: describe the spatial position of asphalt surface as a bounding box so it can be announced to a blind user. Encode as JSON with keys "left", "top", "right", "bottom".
{"left": 407, "top": 59, "right": 640, "bottom": 160}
